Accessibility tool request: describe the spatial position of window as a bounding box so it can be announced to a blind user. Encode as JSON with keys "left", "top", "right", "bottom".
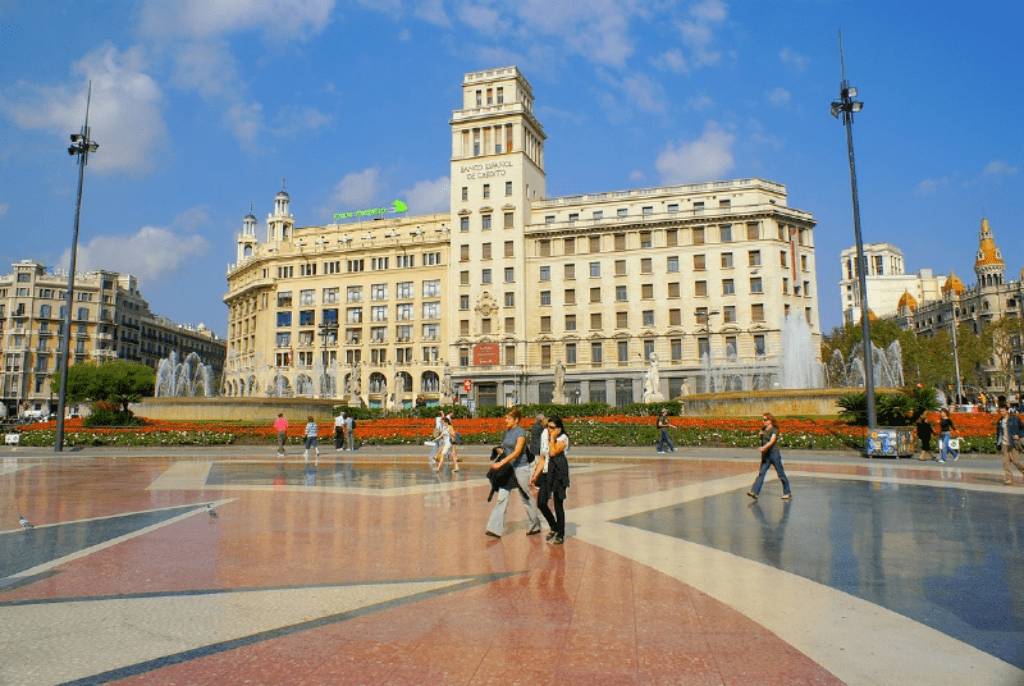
{"left": 591, "top": 342, "right": 603, "bottom": 364}
{"left": 783, "top": 278, "right": 790, "bottom": 295}
{"left": 460, "top": 216, "right": 470, "bottom": 232}
{"left": 616, "top": 312, "right": 628, "bottom": 328}
{"left": 539, "top": 240, "right": 551, "bottom": 257}
{"left": 504, "top": 292, "right": 515, "bottom": 307}
{"left": 593, "top": 210, "right": 604, "bottom": 220}
{"left": 564, "top": 238, "right": 575, "bottom": 255}
{"left": 371, "top": 257, "right": 389, "bottom": 270}
{"left": 299, "top": 310, "right": 315, "bottom": 326}
{"left": 505, "top": 317, "right": 515, "bottom": 333}
{"left": 640, "top": 258, "right": 652, "bottom": 273}
{"left": 693, "top": 227, "right": 705, "bottom": 244}
{"left": 643, "top": 310, "right": 655, "bottom": 327}
{"left": 540, "top": 291, "right": 551, "bottom": 306}
{"left": 482, "top": 243, "right": 492, "bottom": 260}
{"left": 346, "top": 307, "right": 363, "bottom": 324}
{"left": 780, "top": 250, "right": 788, "bottom": 268}
{"left": 754, "top": 334, "right": 766, "bottom": 356}
{"left": 751, "top": 304, "right": 765, "bottom": 322}
{"left": 723, "top": 306, "right": 736, "bottom": 323}
{"left": 482, "top": 269, "right": 491, "bottom": 284}
{"left": 590, "top": 262, "right": 601, "bottom": 277}
{"left": 669, "top": 309, "right": 681, "bottom": 326}
{"left": 720, "top": 225, "right": 733, "bottom": 242}
{"left": 322, "top": 308, "right": 338, "bottom": 325}
{"left": 423, "top": 280, "right": 441, "bottom": 298}
{"left": 668, "top": 282, "right": 680, "bottom": 298}
{"left": 277, "top": 291, "right": 293, "bottom": 308}
{"left": 565, "top": 263, "right": 576, "bottom": 280}
{"left": 299, "top": 263, "right": 316, "bottom": 276}
{"left": 504, "top": 267, "right": 514, "bottom": 282}
{"left": 801, "top": 255, "right": 809, "bottom": 272}
{"left": 396, "top": 324, "right": 412, "bottom": 341}
{"left": 460, "top": 270, "right": 469, "bottom": 285}
{"left": 347, "top": 259, "right": 364, "bottom": 272}
{"left": 461, "top": 186, "right": 468, "bottom": 201}
{"left": 617, "top": 341, "right": 629, "bottom": 363}
{"left": 276, "top": 332, "right": 291, "bottom": 347}
{"left": 540, "top": 316, "right": 551, "bottom": 333}
{"left": 721, "top": 253, "right": 734, "bottom": 268}
{"left": 277, "top": 312, "right": 292, "bottom": 327}
{"left": 482, "top": 183, "right": 490, "bottom": 199}
{"left": 397, "top": 304, "right": 413, "bottom": 321}
{"left": 590, "top": 313, "right": 602, "bottom": 329}
{"left": 695, "top": 281, "right": 708, "bottom": 297}
{"left": 504, "top": 241, "right": 514, "bottom": 257}
{"left": 323, "top": 287, "right": 339, "bottom": 304}
{"left": 568, "top": 213, "right": 579, "bottom": 222}
{"left": 566, "top": 343, "right": 577, "bottom": 365}
{"left": 540, "top": 266, "right": 550, "bottom": 281}
{"left": 480, "top": 318, "right": 492, "bottom": 334}
{"left": 589, "top": 235, "right": 601, "bottom": 252}
{"left": 482, "top": 214, "right": 492, "bottom": 230}
{"left": 460, "top": 245, "right": 470, "bottom": 262}
{"left": 614, "top": 234, "right": 626, "bottom": 251}
{"left": 39, "top": 304, "right": 51, "bottom": 318}
{"left": 748, "top": 250, "right": 761, "bottom": 267}
{"left": 422, "top": 302, "right": 440, "bottom": 320}
{"left": 460, "top": 295, "right": 470, "bottom": 310}
{"left": 750, "top": 277, "right": 763, "bottom": 294}
{"left": 723, "top": 279, "right": 735, "bottom": 295}
{"left": 396, "top": 255, "right": 414, "bottom": 268}
{"left": 747, "top": 222, "right": 759, "bottom": 240}
{"left": 694, "top": 254, "right": 706, "bottom": 270}
{"left": 505, "top": 181, "right": 512, "bottom": 196}
{"left": 564, "top": 289, "right": 576, "bottom": 305}
{"left": 371, "top": 284, "right": 388, "bottom": 301}
{"left": 642, "top": 284, "right": 654, "bottom": 299}
{"left": 371, "top": 327, "right": 386, "bottom": 343}
{"left": 565, "top": 314, "right": 577, "bottom": 331}
{"left": 545, "top": 215, "right": 555, "bottom": 224}
{"left": 640, "top": 231, "right": 652, "bottom": 247}
{"left": 504, "top": 212, "right": 514, "bottom": 228}
{"left": 616, "top": 285, "right": 627, "bottom": 301}
{"left": 590, "top": 287, "right": 601, "bottom": 303}
{"left": 617, "top": 208, "right": 628, "bottom": 218}
{"left": 667, "top": 256, "right": 679, "bottom": 272}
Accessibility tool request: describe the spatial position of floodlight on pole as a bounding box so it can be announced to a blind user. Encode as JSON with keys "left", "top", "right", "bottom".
{"left": 831, "top": 31, "right": 877, "bottom": 431}
{"left": 55, "top": 82, "right": 99, "bottom": 452}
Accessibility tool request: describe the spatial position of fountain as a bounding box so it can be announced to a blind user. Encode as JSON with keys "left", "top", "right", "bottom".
{"left": 825, "top": 340, "right": 904, "bottom": 389}
{"left": 155, "top": 351, "right": 215, "bottom": 397}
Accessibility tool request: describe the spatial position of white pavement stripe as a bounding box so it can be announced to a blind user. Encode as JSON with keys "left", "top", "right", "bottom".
{"left": 147, "top": 461, "right": 214, "bottom": 490}
{"left": 571, "top": 472, "right": 1024, "bottom": 686}
{"left": 0, "top": 579, "right": 468, "bottom": 686}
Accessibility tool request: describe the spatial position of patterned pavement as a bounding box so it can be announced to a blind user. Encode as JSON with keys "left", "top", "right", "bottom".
{"left": 2, "top": 443, "right": 1022, "bottom": 685}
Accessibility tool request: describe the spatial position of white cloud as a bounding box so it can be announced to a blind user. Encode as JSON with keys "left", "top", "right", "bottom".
{"left": 983, "top": 160, "right": 1019, "bottom": 177}
{"left": 401, "top": 176, "right": 450, "bottom": 214}
{"left": 690, "top": 0, "right": 726, "bottom": 22}
{"left": 746, "top": 118, "right": 783, "bottom": 151}
{"left": 270, "top": 106, "right": 332, "bottom": 138}
{"left": 621, "top": 72, "right": 667, "bottom": 114}
{"left": 0, "top": 202, "right": 8, "bottom": 217}
{"left": 915, "top": 177, "right": 949, "bottom": 196}
{"left": 60, "top": 224, "right": 210, "bottom": 284}
{"left": 677, "top": 0, "right": 728, "bottom": 69}
{"left": 629, "top": 169, "right": 645, "bottom": 182}
{"left": 767, "top": 87, "right": 791, "bottom": 107}
{"left": 687, "top": 94, "right": 715, "bottom": 111}
{"left": 224, "top": 102, "right": 263, "bottom": 151}
{"left": 414, "top": 0, "right": 451, "bottom": 27}
{"left": 779, "top": 47, "right": 807, "bottom": 71}
{"left": 655, "top": 121, "right": 735, "bottom": 184}
{"left": 138, "top": 0, "right": 335, "bottom": 41}
{"left": 331, "top": 168, "right": 383, "bottom": 207}
{"left": 653, "top": 48, "right": 689, "bottom": 74}
{"left": 0, "top": 43, "right": 168, "bottom": 175}
{"left": 458, "top": 4, "right": 504, "bottom": 31}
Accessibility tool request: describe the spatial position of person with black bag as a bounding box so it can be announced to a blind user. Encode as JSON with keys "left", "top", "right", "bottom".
{"left": 485, "top": 408, "right": 541, "bottom": 539}
{"left": 995, "top": 404, "right": 1024, "bottom": 486}
{"left": 531, "top": 416, "right": 570, "bottom": 544}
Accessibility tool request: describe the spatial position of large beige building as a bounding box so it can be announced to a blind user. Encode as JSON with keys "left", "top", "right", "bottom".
{"left": 223, "top": 66, "right": 822, "bottom": 409}
{"left": 839, "top": 242, "right": 945, "bottom": 324}
{"left": 0, "top": 260, "right": 225, "bottom": 417}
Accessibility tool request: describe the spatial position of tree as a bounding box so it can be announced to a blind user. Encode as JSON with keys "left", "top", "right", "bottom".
{"left": 987, "top": 317, "right": 1021, "bottom": 395}
{"left": 51, "top": 360, "right": 156, "bottom": 411}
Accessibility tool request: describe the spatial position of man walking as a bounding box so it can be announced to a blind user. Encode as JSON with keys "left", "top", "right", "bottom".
{"left": 274, "top": 413, "right": 288, "bottom": 456}
{"left": 996, "top": 404, "right": 1024, "bottom": 486}
{"left": 428, "top": 410, "right": 445, "bottom": 465}
{"left": 334, "top": 411, "right": 346, "bottom": 451}
{"left": 656, "top": 409, "right": 676, "bottom": 453}
{"left": 345, "top": 412, "right": 355, "bottom": 451}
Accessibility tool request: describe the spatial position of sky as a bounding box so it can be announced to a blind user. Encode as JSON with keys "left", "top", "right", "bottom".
{"left": 1, "top": 0, "right": 1021, "bottom": 339}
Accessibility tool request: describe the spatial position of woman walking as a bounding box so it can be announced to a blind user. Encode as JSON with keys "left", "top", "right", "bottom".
{"left": 938, "top": 407, "right": 959, "bottom": 463}
{"left": 531, "top": 416, "right": 570, "bottom": 544}
{"left": 485, "top": 408, "right": 542, "bottom": 538}
{"left": 748, "top": 413, "right": 792, "bottom": 500}
{"left": 434, "top": 415, "right": 458, "bottom": 472}
{"left": 303, "top": 416, "right": 320, "bottom": 461}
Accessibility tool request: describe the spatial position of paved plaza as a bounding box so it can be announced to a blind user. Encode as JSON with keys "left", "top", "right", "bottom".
{"left": 2, "top": 443, "right": 1022, "bottom": 685}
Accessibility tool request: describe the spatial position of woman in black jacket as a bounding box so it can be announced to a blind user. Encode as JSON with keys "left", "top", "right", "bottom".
{"left": 531, "top": 416, "right": 571, "bottom": 544}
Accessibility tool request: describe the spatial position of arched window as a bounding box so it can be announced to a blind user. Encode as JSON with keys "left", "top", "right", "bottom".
{"left": 369, "top": 372, "right": 387, "bottom": 394}
{"left": 421, "top": 371, "right": 439, "bottom": 392}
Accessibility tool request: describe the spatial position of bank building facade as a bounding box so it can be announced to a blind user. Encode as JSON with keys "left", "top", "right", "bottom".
{"left": 223, "top": 67, "right": 822, "bottom": 409}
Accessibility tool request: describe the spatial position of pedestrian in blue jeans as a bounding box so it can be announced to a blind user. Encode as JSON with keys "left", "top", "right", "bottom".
{"left": 748, "top": 412, "right": 792, "bottom": 500}
{"left": 656, "top": 409, "right": 676, "bottom": 453}
{"left": 938, "top": 407, "right": 959, "bottom": 463}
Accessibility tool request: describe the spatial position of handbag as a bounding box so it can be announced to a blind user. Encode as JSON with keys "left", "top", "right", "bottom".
{"left": 947, "top": 437, "right": 960, "bottom": 451}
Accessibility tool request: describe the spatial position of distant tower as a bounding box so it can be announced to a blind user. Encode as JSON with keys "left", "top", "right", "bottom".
{"left": 267, "top": 185, "right": 294, "bottom": 243}
{"left": 236, "top": 206, "right": 258, "bottom": 262}
{"left": 973, "top": 217, "right": 1005, "bottom": 288}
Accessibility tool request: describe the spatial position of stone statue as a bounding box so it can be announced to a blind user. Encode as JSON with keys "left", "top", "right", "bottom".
{"left": 441, "top": 362, "right": 453, "bottom": 399}
{"left": 552, "top": 358, "right": 567, "bottom": 404}
{"left": 646, "top": 352, "right": 665, "bottom": 403}
{"left": 392, "top": 373, "right": 405, "bottom": 412}
{"left": 352, "top": 361, "right": 362, "bottom": 396}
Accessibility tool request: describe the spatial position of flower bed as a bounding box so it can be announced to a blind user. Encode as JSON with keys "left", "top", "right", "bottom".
{"left": 9, "top": 412, "right": 1004, "bottom": 452}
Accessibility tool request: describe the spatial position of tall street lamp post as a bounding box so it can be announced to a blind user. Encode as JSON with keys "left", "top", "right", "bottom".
{"left": 831, "top": 35, "right": 876, "bottom": 430}
{"left": 56, "top": 83, "right": 99, "bottom": 452}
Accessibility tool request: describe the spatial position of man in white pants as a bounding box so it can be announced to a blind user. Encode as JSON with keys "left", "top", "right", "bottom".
{"left": 428, "top": 411, "right": 445, "bottom": 465}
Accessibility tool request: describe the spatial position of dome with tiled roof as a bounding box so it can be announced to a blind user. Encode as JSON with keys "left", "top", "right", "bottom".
{"left": 897, "top": 290, "right": 917, "bottom": 310}
{"left": 942, "top": 271, "right": 965, "bottom": 296}
{"left": 975, "top": 218, "right": 1004, "bottom": 267}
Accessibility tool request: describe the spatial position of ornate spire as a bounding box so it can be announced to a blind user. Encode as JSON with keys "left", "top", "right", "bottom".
{"left": 974, "top": 217, "right": 1005, "bottom": 287}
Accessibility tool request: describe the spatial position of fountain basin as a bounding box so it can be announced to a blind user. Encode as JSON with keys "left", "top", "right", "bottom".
{"left": 679, "top": 387, "right": 903, "bottom": 418}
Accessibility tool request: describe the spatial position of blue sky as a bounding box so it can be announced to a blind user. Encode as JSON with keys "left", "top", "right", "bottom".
{"left": 1, "top": 0, "right": 1021, "bottom": 338}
